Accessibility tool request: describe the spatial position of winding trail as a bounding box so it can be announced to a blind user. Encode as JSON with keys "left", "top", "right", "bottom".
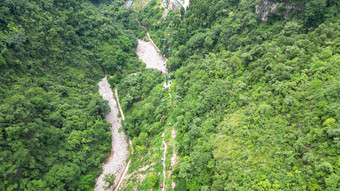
{"left": 115, "top": 89, "right": 125, "bottom": 120}
{"left": 115, "top": 9, "right": 175, "bottom": 190}
{"left": 162, "top": 133, "right": 167, "bottom": 191}
{"left": 96, "top": 77, "right": 129, "bottom": 191}
{"left": 135, "top": 11, "right": 173, "bottom": 191}
{"left": 136, "top": 15, "right": 168, "bottom": 62}
{"left": 96, "top": 2, "right": 180, "bottom": 189}
{"left": 114, "top": 154, "right": 130, "bottom": 191}
{"left": 119, "top": 14, "right": 171, "bottom": 190}
{"left": 124, "top": 163, "right": 155, "bottom": 180}
{"left": 113, "top": 89, "right": 132, "bottom": 191}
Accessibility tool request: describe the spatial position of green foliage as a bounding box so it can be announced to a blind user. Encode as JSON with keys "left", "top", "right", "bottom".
{"left": 120, "top": 35, "right": 133, "bottom": 51}
{"left": 147, "top": 173, "right": 158, "bottom": 188}
{"left": 0, "top": 0, "right": 140, "bottom": 190}
{"left": 108, "top": 74, "right": 120, "bottom": 88}
{"left": 118, "top": 69, "right": 164, "bottom": 137}
{"left": 103, "top": 173, "right": 116, "bottom": 190}
{"left": 78, "top": 174, "right": 97, "bottom": 191}
{"left": 122, "top": 0, "right": 340, "bottom": 190}
{"left": 2, "top": 0, "right": 338, "bottom": 190}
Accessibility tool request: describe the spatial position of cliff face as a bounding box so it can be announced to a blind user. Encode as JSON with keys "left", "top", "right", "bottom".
{"left": 168, "top": 0, "right": 181, "bottom": 12}
{"left": 255, "top": 0, "right": 297, "bottom": 21}
{"left": 178, "top": 0, "right": 189, "bottom": 10}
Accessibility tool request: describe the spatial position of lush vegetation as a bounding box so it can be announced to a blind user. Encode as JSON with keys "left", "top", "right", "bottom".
{"left": 0, "top": 0, "right": 141, "bottom": 190}
{"left": 118, "top": 70, "right": 172, "bottom": 190}
{"left": 118, "top": 0, "right": 340, "bottom": 190}
{"left": 1, "top": 0, "right": 339, "bottom": 190}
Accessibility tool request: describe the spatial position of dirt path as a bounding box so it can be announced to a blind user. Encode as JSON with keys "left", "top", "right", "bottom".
{"left": 162, "top": 133, "right": 167, "bottom": 191}
{"left": 114, "top": 157, "right": 130, "bottom": 191}
{"left": 116, "top": 13, "right": 173, "bottom": 191}
{"left": 136, "top": 17, "right": 161, "bottom": 52}
{"left": 114, "top": 89, "right": 125, "bottom": 120}
{"left": 96, "top": 77, "right": 129, "bottom": 191}
{"left": 123, "top": 162, "right": 155, "bottom": 180}
{"left": 113, "top": 88, "right": 132, "bottom": 191}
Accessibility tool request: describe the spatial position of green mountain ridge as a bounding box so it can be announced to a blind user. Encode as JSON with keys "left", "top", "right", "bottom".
{"left": 118, "top": 0, "right": 339, "bottom": 190}
{"left": 0, "top": 0, "right": 339, "bottom": 190}
{"left": 0, "top": 0, "right": 141, "bottom": 190}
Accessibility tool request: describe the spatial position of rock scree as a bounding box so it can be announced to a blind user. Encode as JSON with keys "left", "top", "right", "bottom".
{"left": 136, "top": 39, "right": 168, "bottom": 74}
{"left": 95, "top": 77, "right": 129, "bottom": 191}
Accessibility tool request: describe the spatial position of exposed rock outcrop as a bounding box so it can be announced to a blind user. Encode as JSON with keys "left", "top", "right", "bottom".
{"left": 178, "top": 0, "right": 189, "bottom": 10}
{"left": 255, "top": 0, "right": 297, "bottom": 21}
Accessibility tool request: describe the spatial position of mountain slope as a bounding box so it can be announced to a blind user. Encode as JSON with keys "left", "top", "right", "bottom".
{"left": 0, "top": 0, "right": 141, "bottom": 190}
{"left": 118, "top": 0, "right": 340, "bottom": 190}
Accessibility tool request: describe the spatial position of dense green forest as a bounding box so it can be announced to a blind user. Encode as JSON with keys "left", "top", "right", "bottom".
{"left": 0, "top": 0, "right": 141, "bottom": 190}
{"left": 118, "top": 0, "right": 340, "bottom": 190}
{"left": 1, "top": 0, "right": 339, "bottom": 190}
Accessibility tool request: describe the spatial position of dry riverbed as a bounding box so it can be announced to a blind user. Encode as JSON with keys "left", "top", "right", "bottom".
{"left": 95, "top": 77, "right": 129, "bottom": 191}
{"left": 136, "top": 39, "right": 167, "bottom": 73}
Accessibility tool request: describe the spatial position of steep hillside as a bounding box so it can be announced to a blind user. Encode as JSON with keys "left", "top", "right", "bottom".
{"left": 118, "top": 0, "right": 340, "bottom": 190}
{"left": 0, "top": 0, "right": 141, "bottom": 190}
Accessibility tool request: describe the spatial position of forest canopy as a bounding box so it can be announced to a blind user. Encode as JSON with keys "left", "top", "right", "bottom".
{"left": 0, "top": 0, "right": 141, "bottom": 190}
{"left": 117, "top": 0, "right": 340, "bottom": 190}
{"left": 1, "top": 0, "right": 339, "bottom": 190}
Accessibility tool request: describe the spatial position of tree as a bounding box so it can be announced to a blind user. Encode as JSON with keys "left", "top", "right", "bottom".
{"left": 108, "top": 74, "right": 119, "bottom": 88}
{"left": 120, "top": 35, "right": 132, "bottom": 51}
{"left": 148, "top": 173, "right": 158, "bottom": 188}
{"left": 104, "top": 173, "right": 116, "bottom": 190}
{"left": 6, "top": 30, "right": 26, "bottom": 51}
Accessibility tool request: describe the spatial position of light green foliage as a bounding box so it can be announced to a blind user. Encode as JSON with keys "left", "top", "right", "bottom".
{"left": 103, "top": 173, "right": 116, "bottom": 190}
{"left": 120, "top": 35, "right": 133, "bottom": 51}
{"left": 147, "top": 173, "right": 158, "bottom": 187}
{"left": 323, "top": 117, "right": 335, "bottom": 126}
{"left": 120, "top": 0, "right": 340, "bottom": 190}
{"left": 1, "top": 0, "right": 338, "bottom": 190}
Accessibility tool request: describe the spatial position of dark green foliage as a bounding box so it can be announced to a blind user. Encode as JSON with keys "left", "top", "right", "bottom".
{"left": 119, "top": 0, "right": 340, "bottom": 190}
{"left": 0, "top": 0, "right": 140, "bottom": 190}
{"left": 2, "top": 0, "right": 339, "bottom": 189}
{"left": 108, "top": 74, "right": 120, "bottom": 88}
{"left": 118, "top": 69, "right": 164, "bottom": 138}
